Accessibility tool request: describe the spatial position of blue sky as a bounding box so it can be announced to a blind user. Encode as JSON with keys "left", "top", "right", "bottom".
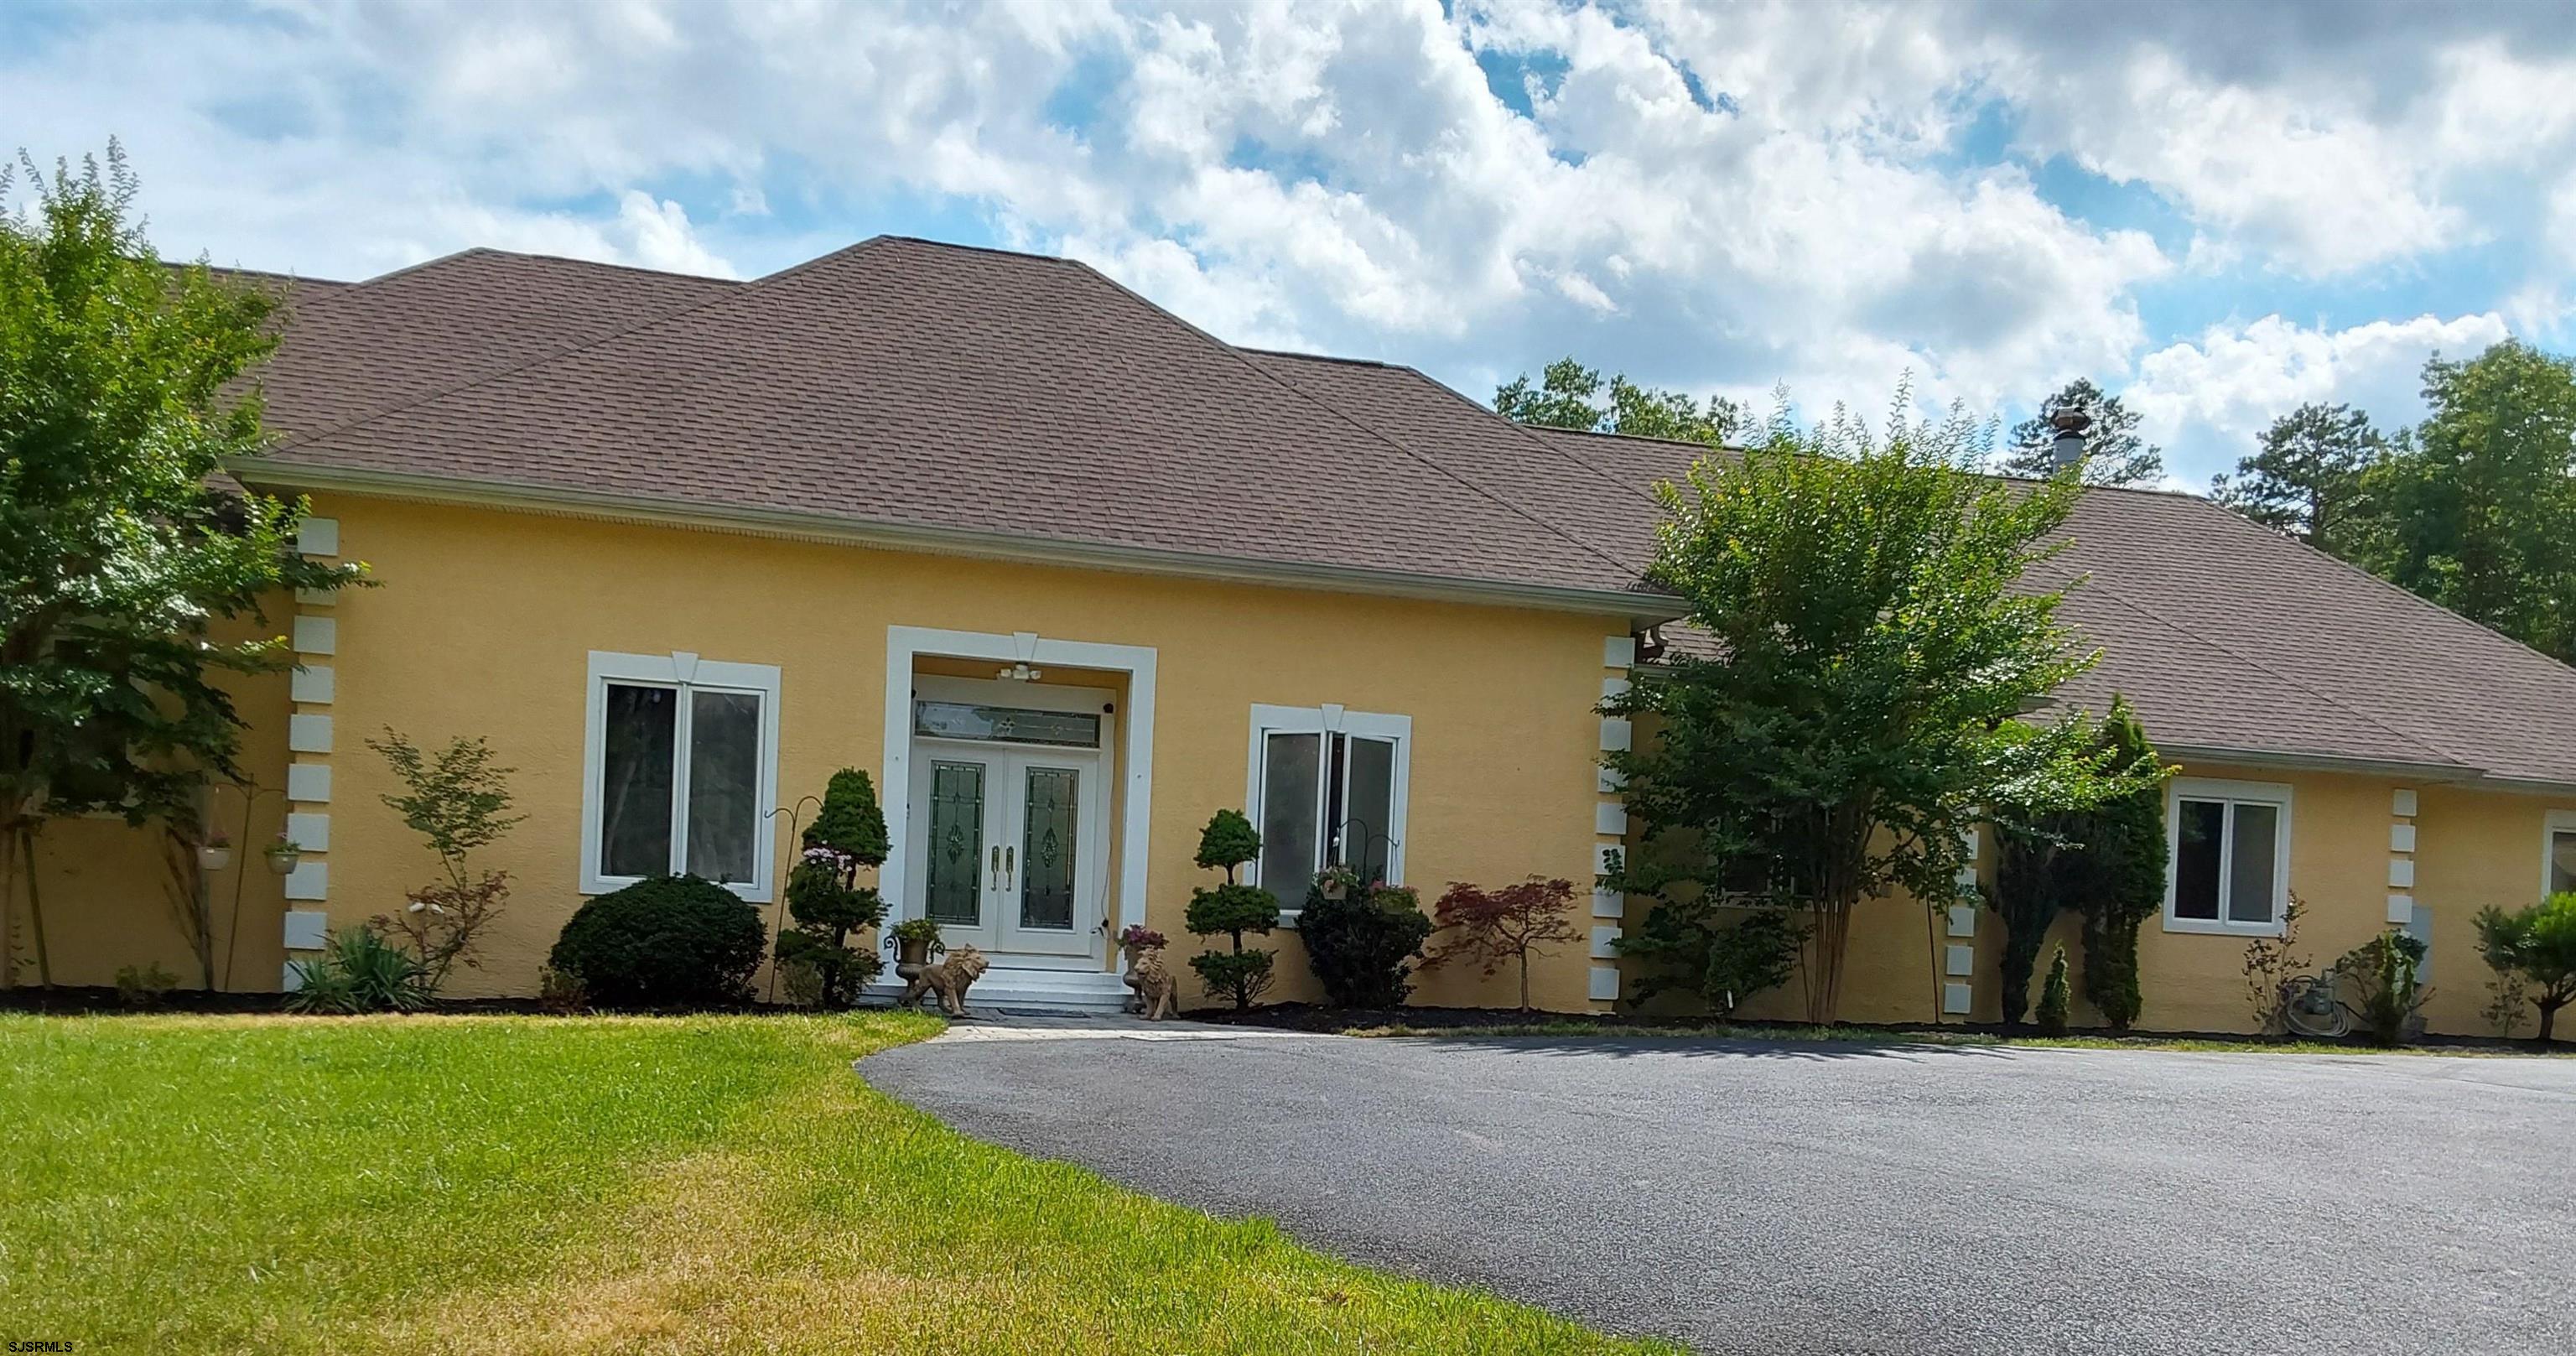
{"left": 5, "top": 0, "right": 2570, "bottom": 487}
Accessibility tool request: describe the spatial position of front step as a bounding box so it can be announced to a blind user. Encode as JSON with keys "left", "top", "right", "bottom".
{"left": 863, "top": 965, "right": 1131, "bottom": 1015}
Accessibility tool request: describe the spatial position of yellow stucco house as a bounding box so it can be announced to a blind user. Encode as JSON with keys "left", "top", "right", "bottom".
{"left": 29, "top": 236, "right": 2576, "bottom": 1037}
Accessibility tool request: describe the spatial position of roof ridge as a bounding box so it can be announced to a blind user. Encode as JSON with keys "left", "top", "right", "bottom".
{"left": 277, "top": 238, "right": 893, "bottom": 453}
{"left": 1049, "top": 254, "right": 1649, "bottom": 585}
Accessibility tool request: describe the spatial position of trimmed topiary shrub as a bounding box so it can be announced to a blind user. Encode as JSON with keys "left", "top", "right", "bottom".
{"left": 1297, "top": 866, "right": 1433, "bottom": 1008}
{"left": 2036, "top": 944, "right": 2072, "bottom": 1036}
{"left": 774, "top": 768, "right": 890, "bottom": 1008}
{"left": 1184, "top": 809, "right": 1279, "bottom": 1011}
{"left": 551, "top": 874, "right": 766, "bottom": 1007}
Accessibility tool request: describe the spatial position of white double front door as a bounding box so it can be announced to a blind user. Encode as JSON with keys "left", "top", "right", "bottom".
{"left": 901, "top": 678, "right": 1111, "bottom": 965}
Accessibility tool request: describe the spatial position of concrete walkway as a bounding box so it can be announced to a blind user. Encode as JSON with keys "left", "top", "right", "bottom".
{"left": 863, "top": 1027, "right": 2576, "bottom": 1355}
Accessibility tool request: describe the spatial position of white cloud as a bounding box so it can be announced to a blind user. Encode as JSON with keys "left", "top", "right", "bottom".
{"left": 2127, "top": 313, "right": 2510, "bottom": 482}
{"left": 0, "top": 0, "right": 2560, "bottom": 486}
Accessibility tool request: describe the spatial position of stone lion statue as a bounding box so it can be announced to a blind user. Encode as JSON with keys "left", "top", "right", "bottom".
{"left": 1124, "top": 943, "right": 1177, "bottom": 1021}
{"left": 897, "top": 944, "right": 989, "bottom": 1017}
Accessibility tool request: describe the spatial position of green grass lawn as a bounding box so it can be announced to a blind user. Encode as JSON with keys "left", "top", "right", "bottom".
{"left": 0, "top": 1012, "right": 1673, "bottom": 1355}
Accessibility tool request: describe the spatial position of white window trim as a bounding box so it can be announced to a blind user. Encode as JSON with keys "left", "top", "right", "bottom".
{"left": 2163, "top": 776, "right": 2293, "bottom": 937}
{"left": 580, "top": 650, "right": 782, "bottom": 903}
{"left": 1243, "top": 703, "right": 1413, "bottom": 927}
{"left": 2546, "top": 810, "right": 2576, "bottom": 899}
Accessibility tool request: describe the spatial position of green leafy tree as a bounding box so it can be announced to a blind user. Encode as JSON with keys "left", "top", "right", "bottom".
{"left": 1607, "top": 391, "right": 2162, "bottom": 1023}
{"left": 2475, "top": 893, "right": 2576, "bottom": 1042}
{"left": 1997, "top": 377, "right": 2166, "bottom": 486}
{"left": 1614, "top": 899, "right": 1805, "bottom": 1016}
{"left": 1, "top": 143, "right": 360, "bottom": 987}
{"left": 365, "top": 729, "right": 523, "bottom": 994}
{"left": 1184, "top": 808, "right": 1278, "bottom": 1010}
{"left": 1494, "top": 357, "right": 1741, "bottom": 447}
{"left": 2210, "top": 403, "right": 2384, "bottom": 553}
{"left": 2356, "top": 342, "right": 2576, "bottom": 663}
{"left": 774, "top": 768, "right": 889, "bottom": 1008}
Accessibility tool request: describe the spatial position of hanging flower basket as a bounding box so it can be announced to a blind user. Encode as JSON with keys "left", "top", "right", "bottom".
{"left": 198, "top": 844, "right": 235, "bottom": 872}
{"left": 264, "top": 838, "right": 304, "bottom": 875}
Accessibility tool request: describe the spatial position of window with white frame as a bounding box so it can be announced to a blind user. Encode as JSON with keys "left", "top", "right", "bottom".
{"left": 582, "top": 652, "right": 782, "bottom": 901}
{"left": 1245, "top": 704, "right": 1410, "bottom": 918}
{"left": 2548, "top": 811, "right": 2576, "bottom": 897}
{"left": 2165, "top": 777, "right": 2292, "bottom": 933}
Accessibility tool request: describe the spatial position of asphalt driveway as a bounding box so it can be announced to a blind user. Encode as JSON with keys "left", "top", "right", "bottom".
{"left": 860, "top": 1025, "right": 2576, "bottom": 1355}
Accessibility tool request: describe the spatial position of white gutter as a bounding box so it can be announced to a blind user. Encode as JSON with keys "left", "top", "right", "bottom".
{"left": 237, "top": 461, "right": 1688, "bottom": 624}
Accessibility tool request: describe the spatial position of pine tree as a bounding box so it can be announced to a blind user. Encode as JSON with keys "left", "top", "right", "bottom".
{"left": 1997, "top": 378, "right": 2166, "bottom": 486}
{"left": 2211, "top": 403, "right": 2382, "bottom": 552}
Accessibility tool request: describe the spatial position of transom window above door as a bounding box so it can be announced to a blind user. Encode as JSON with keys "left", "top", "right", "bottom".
{"left": 582, "top": 652, "right": 782, "bottom": 901}
{"left": 912, "top": 699, "right": 1101, "bottom": 748}
{"left": 1244, "top": 704, "right": 1411, "bottom": 922}
{"left": 2165, "top": 777, "right": 2292, "bottom": 935}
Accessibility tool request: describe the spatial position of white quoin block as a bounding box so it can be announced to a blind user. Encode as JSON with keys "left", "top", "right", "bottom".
{"left": 1597, "top": 765, "right": 1627, "bottom": 794}
{"left": 1598, "top": 718, "right": 1633, "bottom": 752}
{"left": 1946, "top": 904, "right": 1977, "bottom": 938}
{"left": 287, "top": 714, "right": 333, "bottom": 754}
{"left": 282, "top": 860, "right": 328, "bottom": 901}
{"left": 2390, "top": 823, "right": 2417, "bottom": 854}
{"left": 1590, "top": 926, "right": 1620, "bottom": 959}
{"left": 1941, "top": 982, "right": 1971, "bottom": 1015}
{"left": 1587, "top": 965, "right": 1621, "bottom": 1001}
{"left": 291, "top": 616, "right": 336, "bottom": 656}
{"left": 1594, "top": 802, "right": 1629, "bottom": 836}
{"left": 2392, "top": 788, "right": 2418, "bottom": 818}
{"left": 1945, "top": 944, "right": 1975, "bottom": 977}
{"left": 2387, "top": 892, "right": 2414, "bottom": 924}
{"left": 285, "top": 762, "right": 331, "bottom": 803}
{"left": 281, "top": 909, "right": 329, "bottom": 950}
{"left": 2388, "top": 859, "right": 2416, "bottom": 889}
{"left": 296, "top": 517, "right": 339, "bottom": 557}
{"left": 290, "top": 664, "right": 335, "bottom": 704}
{"left": 1601, "top": 676, "right": 1631, "bottom": 702}
{"left": 1592, "top": 888, "right": 1623, "bottom": 919}
{"left": 284, "top": 812, "right": 330, "bottom": 853}
{"left": 281, "top": 960, "right": 306, "bottom": 993}
{"left": 1602, "top": 636, "right": 1637, "bottom": 669}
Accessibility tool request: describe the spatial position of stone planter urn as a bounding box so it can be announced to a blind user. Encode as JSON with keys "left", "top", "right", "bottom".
{"left": 893, "top": 934, "right": 933, "bottom": 981}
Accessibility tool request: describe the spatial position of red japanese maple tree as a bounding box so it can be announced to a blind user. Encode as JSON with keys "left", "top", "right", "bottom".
{"left": 1426, "top": 876, "right": 1585, "bottom": 1011}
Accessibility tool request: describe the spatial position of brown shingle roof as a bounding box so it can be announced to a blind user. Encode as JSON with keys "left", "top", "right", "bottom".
{"left": 230, "top": 236, "right": 2576, "bottom": 786}
{"left": 248, "top": 238, "right": 1664, "bottom": 608}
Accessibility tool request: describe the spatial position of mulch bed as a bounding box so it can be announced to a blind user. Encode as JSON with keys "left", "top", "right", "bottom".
{"left": 1186, "top": 1001, "right": 2558, "bottom": 1052}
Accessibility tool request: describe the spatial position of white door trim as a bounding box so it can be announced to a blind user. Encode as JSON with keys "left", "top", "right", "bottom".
{"left": 881, "top": 626, "right": 1157, "bottom": 962}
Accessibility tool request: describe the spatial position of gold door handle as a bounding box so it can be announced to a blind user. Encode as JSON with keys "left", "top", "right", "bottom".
{"left": 1005, "top": 845, "right": 1016, "bottom": 891}
{"left": 989, "top": 844, "right": 1000, "bottom": 890}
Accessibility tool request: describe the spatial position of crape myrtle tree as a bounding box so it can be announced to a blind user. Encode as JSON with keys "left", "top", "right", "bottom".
{"left": 1605, "top": 390, "right": 2162, "bottom": 1024}
{"left": 1, "top": 143, "right": 361, "bottom": 987}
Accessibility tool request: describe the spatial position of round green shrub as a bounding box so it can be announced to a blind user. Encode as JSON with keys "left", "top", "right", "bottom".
{"left": 549, "top": 874, "right": 766, "bottom": 1008}
{"left": 1297, "top": 876, "right": 1432, "bottom": 1009}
